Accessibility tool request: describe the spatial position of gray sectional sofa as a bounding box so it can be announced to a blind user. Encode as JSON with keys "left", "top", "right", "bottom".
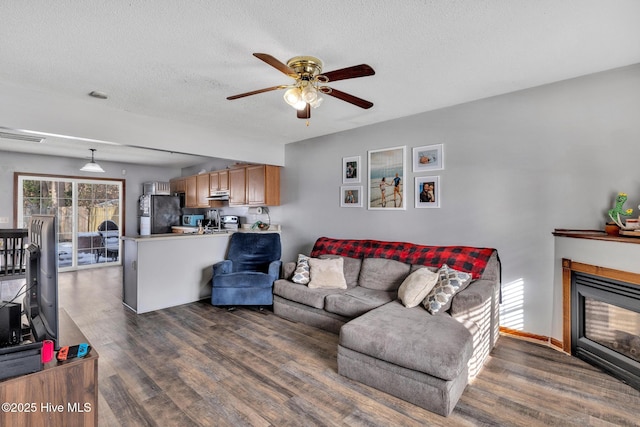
{"left": 273, "top": 237, "right": 501, "bottom": 416}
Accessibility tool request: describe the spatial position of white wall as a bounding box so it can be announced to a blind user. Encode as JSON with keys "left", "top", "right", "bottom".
{"left": 279, "top": 64, "right": 640, "bottom": 338}
{"left": 0, "top": 151, "right": 181, "bottom": 235}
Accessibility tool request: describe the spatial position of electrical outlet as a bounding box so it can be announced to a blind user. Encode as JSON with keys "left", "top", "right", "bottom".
{"left": 0, "top": 217, "right": 8, "bottom": 224}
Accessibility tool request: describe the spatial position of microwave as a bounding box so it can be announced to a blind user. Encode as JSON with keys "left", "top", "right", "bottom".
{"left": 182, "top": 214, "right": 204, "bottom": 226}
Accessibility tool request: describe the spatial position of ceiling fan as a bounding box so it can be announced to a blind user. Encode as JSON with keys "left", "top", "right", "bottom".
{"left": 227, "top": 53, "right": 375, "bottom": 119}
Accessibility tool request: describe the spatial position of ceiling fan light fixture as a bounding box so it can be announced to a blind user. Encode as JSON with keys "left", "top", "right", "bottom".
{"left": 301, "top": 85, "right": 318, "bottom": 103}
{"left": 283, "top": 87, "right": 302, "bottom": 107}
{"left": 310, "top": 96, "right": 323, "bottom": 109}
{"left": 80, "top": 148, "right": 105, "bottom": 173}
{"left": 228, "top": 53, "right": 375, "bottom": 119}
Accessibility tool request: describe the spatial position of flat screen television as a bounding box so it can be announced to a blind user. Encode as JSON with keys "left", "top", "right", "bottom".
{"left": 23, "top": 214, "right": 59, "bottom": 349}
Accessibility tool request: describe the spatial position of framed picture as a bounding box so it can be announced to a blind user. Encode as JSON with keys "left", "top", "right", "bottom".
{"left": 415, "top": 176, "right": 440, "bottom": 208}
{"left": 342, "top": 156, "right": 361, "bottom": 183}
{"left": 413, "top": 144, "right": 443, "bottom": 172}
{"left": 340, "top": 185, "right": 363, "bottom": 208}
{"left": 368, "top": 146, "right": 406, "bottom": 210}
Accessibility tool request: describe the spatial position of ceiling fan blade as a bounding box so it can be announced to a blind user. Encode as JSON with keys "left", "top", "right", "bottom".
{"left": 297, "top": 104, "right": 311, "bottom": 119}
{"left": 321, "top": 64, "right": 375, "bottom": 82}
{"left": 325, "top": 88, "right": 373, "bottom": 109}
{"left": 253, "top": 53, "right": 298, "bottom": 78}
{"left": 226, "top": 85, "right": 288, "bottom": 100}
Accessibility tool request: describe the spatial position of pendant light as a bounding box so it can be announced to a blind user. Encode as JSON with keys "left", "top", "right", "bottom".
{"left": 80, "top": 149, "right": 105, "bottom": 173}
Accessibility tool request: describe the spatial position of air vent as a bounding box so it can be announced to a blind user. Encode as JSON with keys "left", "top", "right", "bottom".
{"left": 0, "top": 131, "right": 45, "bottom": 143}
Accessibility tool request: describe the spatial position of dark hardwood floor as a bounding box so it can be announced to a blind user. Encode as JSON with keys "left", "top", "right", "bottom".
{"left": 57, "top": 267, "right": 640, "bottom": 426}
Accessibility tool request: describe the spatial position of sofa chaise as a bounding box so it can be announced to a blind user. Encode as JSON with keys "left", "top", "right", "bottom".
{"left": 273, "top": 237, "right": 501, "bottom": 416}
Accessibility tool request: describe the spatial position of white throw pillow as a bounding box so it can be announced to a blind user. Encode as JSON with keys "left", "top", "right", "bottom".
{"left": 292, "top": 254, "right": 310, "bottom": 284}
{"left": 308, "top": 257, "right": 347, "bottom": 289}
{"left": 397, "top": 267, "right": 439, "bottom": 308}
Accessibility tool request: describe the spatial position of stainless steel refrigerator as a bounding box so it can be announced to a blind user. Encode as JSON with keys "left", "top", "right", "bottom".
{"left": 138, "top": 195, "right": 181, "bottom": 235}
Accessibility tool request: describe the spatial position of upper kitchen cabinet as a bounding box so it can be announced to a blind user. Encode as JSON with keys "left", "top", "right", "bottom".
{"left": 170, "top": 177, "right": 185, "bottom": 194}
{"left": 195, "top": 174, "right": 211, "bottom": 207}
{"left": 185, "top": 175, "right": 198, "bottom": 207}
{"left": 170, "top": 175, "right": 202, "bottom": 208}
{"left": 172, "top": 164, "right": 280, "bottom": 208}
{"left": 228, "top": 167, "right": 247, "bottom": 206}
{"left": 246, "top": 164, "right": 280, "bottom": 206}
{"left": 209, "top": 170, "right": 229, "bottom": 193}
{"left": 220, "top": 171, "right": 229, "bottom": 191}
{"left": 229, "top": 164, "right": 280, "bottom": 206}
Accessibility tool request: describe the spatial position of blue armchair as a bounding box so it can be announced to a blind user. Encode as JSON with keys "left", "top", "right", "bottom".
{"left": 211, "top": 232, "right": 282, "bottom": 306}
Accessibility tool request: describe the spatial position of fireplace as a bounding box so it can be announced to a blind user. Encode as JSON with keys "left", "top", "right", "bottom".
{"left": 565, "top": 260, "right": 640, "bottom": 390}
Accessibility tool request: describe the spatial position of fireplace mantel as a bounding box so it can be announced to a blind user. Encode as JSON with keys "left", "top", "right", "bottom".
{"left": 553, "top": 229, "right": 640, "bottom": 244}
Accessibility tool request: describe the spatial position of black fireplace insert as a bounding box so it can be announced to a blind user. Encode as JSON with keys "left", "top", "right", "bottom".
{"left": 571, "top": 271, "right": 640, "bottom": 390}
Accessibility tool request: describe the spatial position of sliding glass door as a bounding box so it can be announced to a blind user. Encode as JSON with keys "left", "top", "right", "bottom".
{"left": 17, "top": 174, "right": 123, "bottom": 271}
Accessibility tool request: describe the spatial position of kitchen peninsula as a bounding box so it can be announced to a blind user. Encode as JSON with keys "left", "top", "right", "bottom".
{"left": 122, "top": 232, "right": 231, "bottom": 313}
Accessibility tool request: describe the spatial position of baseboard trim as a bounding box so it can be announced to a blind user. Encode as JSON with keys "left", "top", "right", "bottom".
{"left": 549, "top": 337, "right": 564, "bottom": 350}
{"left": 499, "top": 326, "right": 566, "bottom": 353}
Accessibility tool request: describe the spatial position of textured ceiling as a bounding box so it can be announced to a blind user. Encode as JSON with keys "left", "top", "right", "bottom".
{"left": 1, "top": 1, "right": 639, "bottom": 167}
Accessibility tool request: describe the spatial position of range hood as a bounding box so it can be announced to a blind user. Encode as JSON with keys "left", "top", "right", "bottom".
{"left": 207, "top": 190, "right": 230, "bottom": 201}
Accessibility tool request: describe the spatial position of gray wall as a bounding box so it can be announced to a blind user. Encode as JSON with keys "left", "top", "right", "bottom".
{"left": 0, "top": 151, "right": 181, "bottom": 235}
{"left": 279, "top": 64, "right": 640, "bottom": 338}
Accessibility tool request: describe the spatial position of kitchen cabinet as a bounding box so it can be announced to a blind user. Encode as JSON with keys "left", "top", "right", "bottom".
{"left": 228, "top": 167, "right": 247, "bottom": 206}
{"left": 176, "top": 174, "right": 209, "bottom": 208}
{"left": 170, "top": 177, "right": 185, "bottom": 194}
{"left": 172, "top": 174, "right": 213, "bottom": 208}
{"left": 172, "top": 164, "right": 280, "bottom": 208}
{"left": 247, "top": 164, "right": 280, "bottom": 206}
{"left": 219, "top": 170, "right": 229, "bottom": 190}
{"left": 207, "top": 170, "right": 229, "bottom": 208}
{"left": 209, "top": 170, "right": 229, "bottom": 193}
{"left": 196, "top": 173, "right": 210, "bottom": 207}
{"left": 209, "top": 172, "right": 219, "bottom": 193}
{"left": 185, "top": 175, "right": 197, "bottom": 207}
{"left": 228, "top": 164, "right": 280, "bottom": 206}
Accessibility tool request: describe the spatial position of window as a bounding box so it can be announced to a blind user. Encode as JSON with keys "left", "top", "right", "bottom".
{"left": 16, "top": 174, "right": 124, "bottom": 271}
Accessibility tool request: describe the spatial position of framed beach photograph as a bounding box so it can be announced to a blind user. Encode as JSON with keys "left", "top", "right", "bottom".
{"left": 342, "top": 155, "right": 361, "bottom": 183}
{"left": 368, "top": 146, "right": 406, "bottom": 210}
{"left": 413, "top": 144, "right": 443, "bottom": 172}
{"left": 340, "top": 185, "right": 363, "bottom": 208}
{"left": 415, "top": 176, "right": 440, "bottom": 208}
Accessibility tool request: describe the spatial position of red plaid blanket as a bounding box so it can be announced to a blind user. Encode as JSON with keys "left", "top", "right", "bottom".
{"left": 310, "top": 237, "right": 496, "bottom": 279}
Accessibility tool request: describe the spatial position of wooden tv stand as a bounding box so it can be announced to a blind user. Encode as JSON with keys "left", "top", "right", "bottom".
{"left": 0, "top": 309, "right": 98, "bottom": 427}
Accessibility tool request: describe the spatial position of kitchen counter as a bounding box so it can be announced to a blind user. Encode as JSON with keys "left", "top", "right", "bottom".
{"left": 122, "top": 231, "right": 231, "bottom": 314}
{"left": 121, "top": 223, "right": 281, "bottom": 242}
{"left": 122, "top": 231, "right": 230, "bottom": 242}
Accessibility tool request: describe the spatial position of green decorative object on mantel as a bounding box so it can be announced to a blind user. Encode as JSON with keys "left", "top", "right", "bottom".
{"left": 607, "top": 192, "right": 634, "bottom": 229}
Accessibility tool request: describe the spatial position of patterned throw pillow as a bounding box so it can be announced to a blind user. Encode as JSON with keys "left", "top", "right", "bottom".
{"left": 292, "top": 254, "right": 310, "bottom": 284}
{"left": 423, "top": 264, "right": 472, "bottom": 314}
